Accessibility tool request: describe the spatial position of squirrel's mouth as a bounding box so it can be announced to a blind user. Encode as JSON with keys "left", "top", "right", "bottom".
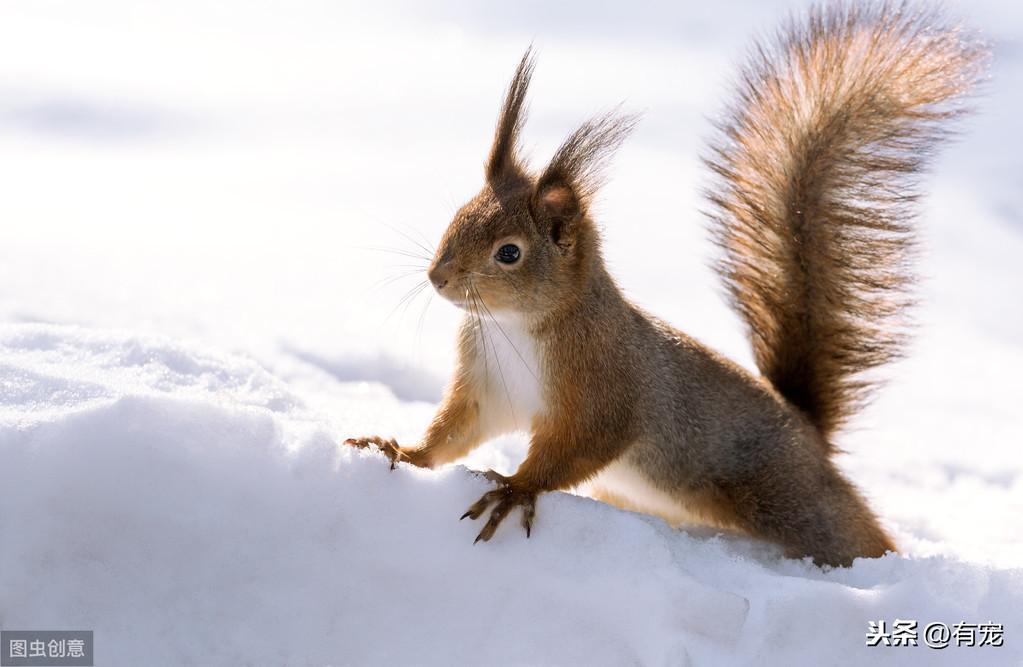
{"left": 434, "top": 277, "right": 504, "bottom": 314}
{"left": 440, "top": 287, "right": 490, "bottom": 313}
{"left": 434, "top": 289, "right": 470, "bottom": 310}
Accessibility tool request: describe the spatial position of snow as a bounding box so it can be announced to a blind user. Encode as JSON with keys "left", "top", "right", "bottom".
{"left": 3, "top": 324, "right": 1020, "bottom": 665}
{"left": 1, "top": 0, "right": 1022, "bottom": 665}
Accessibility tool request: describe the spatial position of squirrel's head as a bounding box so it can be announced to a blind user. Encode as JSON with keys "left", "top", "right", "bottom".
{"left": 428, "top": 50, "right": 636, "bottom": 318}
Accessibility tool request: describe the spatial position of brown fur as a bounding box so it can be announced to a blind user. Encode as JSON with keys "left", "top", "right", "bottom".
{"left": 346, "top": 2, "right": 987, "bottom": 567}
{"left": 705, "top": 1, "right": 988, "bottom": 439}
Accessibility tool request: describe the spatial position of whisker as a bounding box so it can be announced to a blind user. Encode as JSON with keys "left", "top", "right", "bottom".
{"left": 466, "top": 284, "right": 488, "bottom": 378}
{"left": 472, "top": 283, "right": 539, "bottom": 383}
{"left": 385, "top": 263, "right": 430, "bottom": 271}
{"left": 381, "top": 280, "right": 429, "bottom": 327}
{"left": 397, "top": 281, "right": 430, "bottom": 322}
{"left": 471, "top": 281, "right": 517, "bottom": 428}
{"left": 351, "top": 204, "right": 436, "bottom": 259}
{"left": 408, "top": 227, "right": 437, "bottom": 256}
{"left": 415, "top": 292, "right": 434, "bottom": 354}
{"left": 361, "top": 245, "right": 433, "bottom": 263}
{"left": 369, "top": 268, "right": 428, "bottom": 292}
{"left": 382, "top": 222, "right": 435, "bottom": 260}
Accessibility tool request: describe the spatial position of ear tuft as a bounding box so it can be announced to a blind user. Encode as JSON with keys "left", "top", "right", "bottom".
{"left": 486, "top": 48, "right": 536, "bottom": 184}
{"left": 537, "top": 110, "right": 638, "bottom": 206}
{"left": 530, "top": 111, "right": 637, "bottom": 245}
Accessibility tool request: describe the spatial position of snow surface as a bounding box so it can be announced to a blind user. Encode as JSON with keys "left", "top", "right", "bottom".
{"left": 1, "top": 0, "right": 1022, "bottom": 665}
{"left": 3, "top": 324, "right": 1020, "bottom": 666}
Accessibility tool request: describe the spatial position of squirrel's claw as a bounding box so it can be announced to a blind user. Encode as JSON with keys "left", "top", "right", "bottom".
{"left": 462, "top": 482, "right": 537, "bottom": 543}
{"left": 342, "top": 436, "right": 407, "bottom": 469}
{"left": 461, "top": 488, "right": 505, "bottom": 522}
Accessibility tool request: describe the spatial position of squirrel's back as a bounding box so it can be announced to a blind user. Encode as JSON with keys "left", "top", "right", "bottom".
{"left": 705, "top": 2, "right": 987, "bottom": 441}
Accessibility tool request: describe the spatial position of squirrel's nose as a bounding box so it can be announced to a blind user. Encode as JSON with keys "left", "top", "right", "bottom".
{"left": 428, "top": 265, "right": 451, "bottom": 291}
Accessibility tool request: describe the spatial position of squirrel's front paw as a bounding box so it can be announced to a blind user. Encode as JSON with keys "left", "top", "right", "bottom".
{"left": 343, "top": 436, "right": 410, "bottom": 470}
{"left": 461, "top": 472, "right": 537, "bottom": 543}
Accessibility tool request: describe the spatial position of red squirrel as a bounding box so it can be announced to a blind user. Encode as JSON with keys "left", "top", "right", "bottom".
{"left": 346, "top": 2, "right": 987, "bottom": 566}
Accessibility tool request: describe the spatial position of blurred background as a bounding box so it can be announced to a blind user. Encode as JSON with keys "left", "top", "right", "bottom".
{"left": 1, "top": 0, "right": 1020, "bottom": 565}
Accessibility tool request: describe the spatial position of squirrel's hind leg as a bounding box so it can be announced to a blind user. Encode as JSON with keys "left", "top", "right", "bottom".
{"left": 719, "top": 459, "right": 896, "bottom": 567}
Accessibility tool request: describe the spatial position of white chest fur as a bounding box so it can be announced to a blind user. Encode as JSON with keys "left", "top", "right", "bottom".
{"left": 470, "top": 312, "right": 544, "bottom": 436}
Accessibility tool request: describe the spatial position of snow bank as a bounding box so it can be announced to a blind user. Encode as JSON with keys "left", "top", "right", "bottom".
{"left": 1, "top": 323, "right": 1020, "bottom": 666}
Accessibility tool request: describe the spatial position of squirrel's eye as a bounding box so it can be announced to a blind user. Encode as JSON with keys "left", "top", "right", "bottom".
{"left": 495, "top": 244, "right": 521, "bottom": 264}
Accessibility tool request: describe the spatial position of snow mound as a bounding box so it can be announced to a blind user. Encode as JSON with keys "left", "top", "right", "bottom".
{"left": 1, "top": 323, "right": 1020, "bottom": 666}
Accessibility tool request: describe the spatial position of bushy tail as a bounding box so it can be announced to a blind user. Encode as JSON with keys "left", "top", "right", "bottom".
{"left": 704, "top": 2, "right": 987, "bottom": 441}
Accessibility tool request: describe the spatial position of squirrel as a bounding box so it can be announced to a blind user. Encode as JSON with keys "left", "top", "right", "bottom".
{"left": 345, "top": 2, "right": 987, "bottom": 566}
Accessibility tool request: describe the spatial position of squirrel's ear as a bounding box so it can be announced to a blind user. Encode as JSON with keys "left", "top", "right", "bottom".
{"left": 486, "top": 49, "right": 535, "bottom": 185}
{"left": 531, "top": 178, "right": 582, "bottom": 249}
{"left": 531, "top": 111, "right": 638, "bottom": 246}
